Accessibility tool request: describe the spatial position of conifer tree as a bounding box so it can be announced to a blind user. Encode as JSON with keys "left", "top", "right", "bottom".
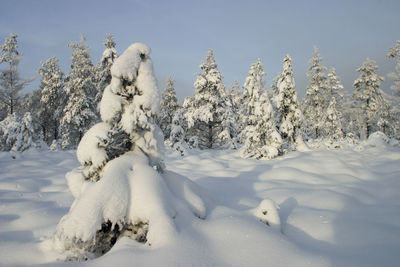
{"left": 327, "top": 68, "right": 344, "bottom": 103}
{"left": 227, "top": 79, "right": 242, "bottom": 113}
{"left": 158, "top": 77, "right": 180, "bottom": 139}
{"left": 168, "top": 109, "right": 186, "bottom": 155}
{"left": 54, "top": 43, "right": 207, "bottom": 259}
{"left": 240, "top": 58, "right": 281, "bottom": 157}
{"left": 60, "top": 35, "right": 97, "bottom": 149}
{"left": 241, "top": 91, "right": 281, "bottom": 159}
{"left": 184, "top": 49, "right": 231, "bottom": 149}
{"left": 226, "top": 79, "right": 242, "bottom": 142}
{"left": 275, "top": 54, "right": 302, "bottom": 152}
{"left": 0, "top": 101, "right": 6, "bottom": 121}
{"left": 37, "top": 57, "right": 65, "bottom": 144}
{"left": 387, "top": 40, "right": 400, "bottom": 97}
{"left": 95, "top": 34, "right": 118, "bottom": 108}
{"left": 242, "top": 59, "right": 265, "bottom": 126}
{"left": 352, "top": 59, "right": 389, "bottom": 138}
{"left": 0, "top": 33, "right": 30, "bottom": 115}
{"left": 0, "top": 112, "right": 41, "bottom": 152}
{"left": 322, "top": 97, "right": 344, "bottom": 144}
{"left": 301, "top": 46, "right": 328, "bottom": 140}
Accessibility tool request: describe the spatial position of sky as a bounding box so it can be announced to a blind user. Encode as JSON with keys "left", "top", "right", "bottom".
{"left": 1, "top": 0, "right": 399, "bottom": 100}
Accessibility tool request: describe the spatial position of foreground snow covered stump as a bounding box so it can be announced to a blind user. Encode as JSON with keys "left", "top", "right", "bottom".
{"left": 53, "top": 43, "right": 207, "bottom": 261}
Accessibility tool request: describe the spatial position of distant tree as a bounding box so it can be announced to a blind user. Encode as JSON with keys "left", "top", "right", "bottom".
{"left": 322, "top": 97, "right": 344, "bottom": 144}
{"left": 0, "top": 33, "right": 30, "bottom": 116}
{"left": 240, "top": 58, "right": 281, "bottom": 158}
{"left": 0, "top": 101, "right": 6, "bottom": 121}
{"left": 60, "top": 35, "right": 97, "bottom": 149}
{"left": 37, "top": 57, "right": 65, "bottom": 144}
{"left": 327, "top": 68, "right": 344, "bottom": 104}
{"left": 241, "top": 59, "right": 265, "bottom": 128}
{"left": 241, "top": 91, "right": 281, "bottom": 159}
{"left": 387, "top": 40, "right": 400, "bottom": 97}
{"left": 94, "top": 34, "right": 118, "bottom": 109}
{"left": 167, "top": 109, "right": 187, "bottom": 155}
{"left": 217, "top": 95, "right": 238, "bottom": 149}
{"left": 0, "top": 112, "right": 42, "bottom": 152}
{"left": 226, "top": 79, "right": 242, "bottom": 142}
{"left": 158, "top": 77, "right": 180, "bottom": 139}
{"left": 301, "top": 46, "right": 328, "bottom": 140}
{"left": 352, "top": 59, "right": 389, "bottom": 138}
{"left": 275, "top": 54, "right": 302, "bottom": 152}
{"left": 184, "top": 49, "right": 232, "bottom": 149}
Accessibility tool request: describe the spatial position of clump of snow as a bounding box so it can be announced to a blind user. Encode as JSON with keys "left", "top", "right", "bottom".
{"left": 110, "top": 43, "right": 151, "bottom": 83}
{"left": 295, "top": 134, "right": 311, "bottom": 152}
{"left": 252, "top": 199, "right": 281, "bottom": 232}
{"left": 99, "top": 85, "right": 123, "bottom": 123}
{"left": 55, "top": 150, "right": 177, "bottom": 253}
{"left": 76, "top": 122, "right": 110, "bottom": 170}
{"left": 365, "top": 131, "right": 389, "bottom": 147}
{"left": 65, "top": 168, "right": 86, "bottom": 199}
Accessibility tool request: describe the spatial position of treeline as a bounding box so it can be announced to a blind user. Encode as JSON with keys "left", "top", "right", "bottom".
{"left": 0, "top": 33, "right": 399, "bottom": 159}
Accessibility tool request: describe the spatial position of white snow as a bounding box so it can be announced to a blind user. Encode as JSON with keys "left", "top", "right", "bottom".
{"left": 99, "top": 85, "right": 123, "bottom": 123}
{"left": 110, "top": 42, "right": 151, "bottom": 83}
{"left": 55, "top": 150, "right": 178, "bottom": 251}
{"left": 1, "top": 142, "right": 400, "bottom": 266}
{"left": 76, "top": 122, "right": 110, "bottom": 167}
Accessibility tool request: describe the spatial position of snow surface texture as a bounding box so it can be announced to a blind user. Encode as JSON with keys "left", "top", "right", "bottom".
{"left": 1, "top": 137, "right": 400, "bottom": 266}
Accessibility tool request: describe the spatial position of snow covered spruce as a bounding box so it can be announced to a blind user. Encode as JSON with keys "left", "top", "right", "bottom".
{"left": 53, "top": 43, "right": 208, "bottom": 260}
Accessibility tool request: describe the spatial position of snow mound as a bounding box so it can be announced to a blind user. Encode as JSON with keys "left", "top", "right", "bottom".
{"left": 54, "top": 149, "right": 209, "bottom": 259}
{"left": 365, "top": 131, "right": 389, "bottom": 147}
{"left": 252, "top": 199, "right": 281, "bottom": 232}
{"left": 55, "top": 150, "right": 179, "bottom": 254}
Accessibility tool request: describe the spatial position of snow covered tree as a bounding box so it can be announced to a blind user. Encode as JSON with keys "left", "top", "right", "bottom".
{"left": 327, "top": 68, "right": 344, "bottom": 103}
{"left": 218, "top": 96, "right": 239, "bottom": 149}
{"left": 166, "top": 109, "right": 187, "bottom": 155}
{"left": 0, "top": 112, "right": 42, "bottom": 152}
{"left": 241, "top": 91, "right": 282, "bottom": 159}
{"left": 275, "top": 54, "right": 302, "bottom": 152}
{"left": 241, "top": 58, "right": 265, "bottom": 127}
{"left": 184, "top": 49, "right": 232, "bottom": 149}
{"left": 352, "top": 59, "right": 389, "bottom": 139}
{"left": 322, "top": 97, "right": 344, "bottom": 144}
{"left": 240, "top": 58, "right": 281, "bottom": 158}
{"left": 0, "top": 33, "right": 30, "bottom": 115}
{"left": 158, "top": 77, "right": 180, "bottom": 139}
{"left": 0, "top": 101, "right": 6, "bottom": 121}
{"left": 53, "top": 43, "right": 208, "bottom": 260}
{"left": 94, "top": 34, "right": 118, "bottom": 109}
{"left": 227, "top": 79, "right": 242, "bottom": 117}
{"left": 60, "top": 35, "right": 97, "bottom": 149}
{"left": 37, "top": 57, "right": 65, "bottom": 144}
{"left": 387, "top": 40, "right": 400, "bottom": 97}
{"left": 301, "top": 46, "right": 328, "bottom": 140}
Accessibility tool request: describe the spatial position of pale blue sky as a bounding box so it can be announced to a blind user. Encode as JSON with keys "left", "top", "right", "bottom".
{"left": 1, "top": 0, "right": 399, "bottom": 100}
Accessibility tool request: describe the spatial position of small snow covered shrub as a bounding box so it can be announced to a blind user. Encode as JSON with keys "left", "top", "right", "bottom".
{"left": 53, "top": 43, "right": 207, "bottom": 260}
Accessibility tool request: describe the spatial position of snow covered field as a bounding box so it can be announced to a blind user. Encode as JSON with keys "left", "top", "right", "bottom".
{"left": 0, "top": 141, "right": 400, "bottom": 266}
